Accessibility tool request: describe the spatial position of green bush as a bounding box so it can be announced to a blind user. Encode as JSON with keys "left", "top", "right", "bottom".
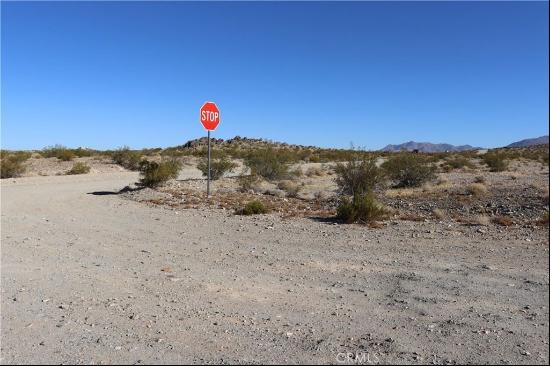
{"left": 337, "top": 193, "right": 389, "bottom": 224}
{"left": 382, "top": 154, "right": 436, "bottom": 188}
{"left": 1, "top": 153, "right": 28, "bottom": 178}
{"left": 482, "top": 152, "right": 509, "bottom": 172}
{"left": 196, "top": 155, "right": 237, "bottom": 180}
{"left": 335, "top": 156, "right": 385, "bottom": 195}
{"left": 66, "top": 162, "right": 91, "bottom": 175}
{"left": 236, "top": 200, "right": 269, "bottom": 215}
{"left": 244, "top": 148, "right": 290, "bottom": 181}
{"left": 112, "top": 146, "right": 143, "bottom": 170}
{"left": 138, "top": 160, "right": 181, "bottom": 187}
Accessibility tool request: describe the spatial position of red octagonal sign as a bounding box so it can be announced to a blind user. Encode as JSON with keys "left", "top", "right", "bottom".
{"left": 200, "top": 102, "right": 220, "bottom": 131}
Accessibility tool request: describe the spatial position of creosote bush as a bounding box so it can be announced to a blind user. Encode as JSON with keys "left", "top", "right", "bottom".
{"left": 482, "top": 152, "right": 509, "bottom": 172}
{"left": 236, "top": 200, "right": 269, "bottom": 215}
{"left": 382, "top": 154, "right": 436, "bottom": 188}
{"left": 138, "top": 160, "right": 181, "bottom": 187}
{"left": 1, "top": 153, "right": 29, "bottom": 178}
{"left": 112, "top": 146, "right": 143, "bottom": 171}
{"left": 466, "top": 183, "right": 488, "bottom": 197}
{"left": 196, "top": 155, "right": 237, "bottom": 180}
{"left": 335, "top": 156, "right": 385, "bottom": 195}
{"left": 337, "top": 192, "right": 389, "bottom": 224}
{"left": 277, "top": 180, "right": 301, "bottom": 198}
{"left": 66, "top": 162, "right": 91, "bottom": 175}
{"left": 42, "top": 145, "right": 76, "bottom": 161}
{"left": 244, "top": 148, "right": 290, "bottom": 181}
{"left": 237, "top": 173, "right": 261, "bottom": 192}
{"left": 442, "top": 156, "right": 475, "bottom": 171}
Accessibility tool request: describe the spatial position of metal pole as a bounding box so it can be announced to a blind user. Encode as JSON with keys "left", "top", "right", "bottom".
{"left": 207, "top": 130, "right": 211, "bottom": 197}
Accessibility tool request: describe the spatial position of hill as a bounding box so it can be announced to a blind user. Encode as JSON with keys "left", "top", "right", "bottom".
{"left": 380, "top": 141, "right": 479, "bottom": 153}
{"left": 506, "top": 135, "right": 549, "bottom": 148}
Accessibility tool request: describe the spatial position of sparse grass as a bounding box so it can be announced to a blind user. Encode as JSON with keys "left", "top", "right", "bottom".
{"left": 196, "top": 155, "right": 237, "bottom": 180}
{"left": 382, "top": 153, "right": 436, "bottom": 188}
{"left": 235, "top": 200, "right": 269, "bottom": 215}
{"left": 336, "top": 192, "right": 389, "bottom": 224}
{"left": 66, "top": 162, "right": 91, "bottom": 175}
{"left": 277, "top": 180, "right": 301, "bottom": 198}
{"left": 138, "top": 160, "right": 181, "bottom": 187}
{"left": 112, "top": 146, "right": 143, "bottom": 171}
{"left": 466, "top": 183, "right": 488, "bottom": 197}
{"left": 335, "top": 155, "right": 385, "bottom": 195}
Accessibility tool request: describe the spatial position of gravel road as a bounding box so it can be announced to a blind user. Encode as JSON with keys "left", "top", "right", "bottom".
{"left": 1, "top": 173, "right": 548, "bottom": 364}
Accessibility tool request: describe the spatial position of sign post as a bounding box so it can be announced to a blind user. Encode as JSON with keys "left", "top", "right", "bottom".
{"left": 200, "top": 102, "right": 220, "bottom": 197}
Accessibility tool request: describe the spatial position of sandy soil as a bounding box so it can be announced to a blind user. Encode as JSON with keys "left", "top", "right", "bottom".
{"left": 1, "top": 167, "right": 549, "bottom": 364}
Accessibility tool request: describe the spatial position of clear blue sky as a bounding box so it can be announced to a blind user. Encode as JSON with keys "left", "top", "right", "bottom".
{"left": 1, "top": 1, "right": 548, "bottom": 150}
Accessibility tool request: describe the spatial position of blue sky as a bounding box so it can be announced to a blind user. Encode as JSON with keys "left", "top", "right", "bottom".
{"left": 1, "top": 1, "right": 548, "bottom": 150}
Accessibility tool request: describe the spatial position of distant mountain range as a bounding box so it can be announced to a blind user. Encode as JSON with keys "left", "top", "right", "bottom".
{"left": 505, "top": 135, "right": 549, "bottom": 148}
{"left": 178, "top": 135, "right": 548, "bottom": 153}
{"left": 380, "top": 141, "right": 479, "bottom": 153}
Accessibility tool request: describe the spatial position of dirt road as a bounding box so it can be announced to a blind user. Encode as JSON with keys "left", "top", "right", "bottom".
{"left": 1, "top": 173, "right": 548, "bottom": 364}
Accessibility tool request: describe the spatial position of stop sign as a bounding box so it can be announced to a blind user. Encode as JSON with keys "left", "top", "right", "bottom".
{"left": 200, "top": 102, "right": 220, "bottom": 131}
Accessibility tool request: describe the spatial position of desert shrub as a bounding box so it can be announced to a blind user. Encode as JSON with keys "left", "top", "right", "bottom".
{"left": 335, "top": 156, "right": 385, "bottom": 195}
{"left": 244, "top": 148, "right": 290, "bottom": 180}
{"left": 72, "top": 147, "right": 95, "bottom": 158}
{"left": 313, "top": 191, "right": 327, "bottom": 201}
{"left": 442, "top": 156, "right": 475, "bottom": 171}
{"left": 536, "top": 213, "right": 549, "bottom": 226}
{"left": 289, "top": 167, "right": 303, "bottom": 178}
{"left": 138, "top": 160, "right": 181, "bottom": 187}
{"left": 466, "top": 183, "right": 488, "bottom": 197}
{"left": 382, "top": 154, "right": 436, "bottom": 188}
{"left": 432, "top": 208, "right": 446, "bottom": 220}
{"left": 305, "top": 166, "right": 324, "bottom": 177}
{"left": 42, "top": 145, "right": 75, "bottom": 161}
{"left": 482, "top": 152, "right": 509, "bottom": 172}
{"left": 236, "top": 200, "right": 269, "bottom": 215}
{"left": 277, "top": 180, "right": 301, "bottom": 198}
{"left": 1, "top": 154, "right": 28, "bottom": 178}
{"left": 492, "top": 216, "right": 514, "bottom": 226}
{"left": 473, "top": 215, "right": 490, "bottom": 226}
{"left": 112, "top": 146, "right": 143, "bottom": 170}
{"left": 66, "top": 162, "right": 91, "bottom": 175}
{"left": 337, "top": 192, "right": 389, "bottom": 224}
{"left": 237, "top": 174, "right": 261, "bottom": 192}
{"left": 474, "top": 176, "right": 486, "bottom": 184}
{"left": 196, "top": 155, "right": 237, "bottom": 180}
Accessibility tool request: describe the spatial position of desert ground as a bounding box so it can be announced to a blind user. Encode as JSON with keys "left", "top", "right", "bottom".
{"left": 1, "top": 151, "right": 549, "bottom": 364}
